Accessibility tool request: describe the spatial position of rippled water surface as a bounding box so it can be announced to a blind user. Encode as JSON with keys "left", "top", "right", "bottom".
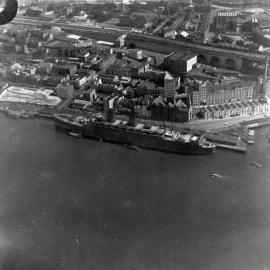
{"left": 0, "top": 116, "right": 269, "bottom": 270}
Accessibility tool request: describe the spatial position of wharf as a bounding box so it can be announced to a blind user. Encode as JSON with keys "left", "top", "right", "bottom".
{"left": 204, "top": 132, "right": 247, "bottom": 153}
{"left": 38, "top": 113, "right": 54, "bottom": 119}
{"left": 0, "top": 108, "right": 37, "bottom": 119}
{"left": 211, "top": 142, "right": 247, "bottom": 153}
{"left": 240, "top": 117, "right": 270, "bottom": 129}
{"left": 227, "top": 126, "right": 251, "bottom": 144}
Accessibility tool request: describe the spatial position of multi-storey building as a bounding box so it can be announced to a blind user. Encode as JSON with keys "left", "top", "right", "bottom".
{"left": 164, "top": 72, "right": 176, "bottom": 97}
{"left": 215, "top": 10, "right": 240, "bottom": 34}
{"left": 212, "top": 0, "right": 261, "bottom": 6}
{"left": 151, "top": 96, "right": 192, "bottom": 123}
{"left": 106, "top": 58, "right": 149, "bottom": 78}
{"left": 136, "top": 80, "right": 157, "bottom": 96}
{"left": 190, "top": 79, "right": 258, "bottom": 106}
{"left": 200, "top": 99, "right": 270, "bottom": 120}
{"left": 263, "top": 57, "right": 270, "bottom": 99}
{"left": 134, "top": 104, "right": 151, "bottom": 118}
{"left": 164, "top": 52, "right": 197, "bottom": 76}
{"left": 52, "top": 63, "right": 77, "bottom": 76}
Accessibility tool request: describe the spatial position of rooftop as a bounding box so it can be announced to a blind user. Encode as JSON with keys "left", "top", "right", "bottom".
{"left": 164, "top": 71, "right": 174, "bottom": 81}
{"left": 96, "top": 41, "right": 115, "bottom": 46}
{"left": 112, "top": 57, "right": 147, "bottom": 69}
{"left": 201, "top": 99, "right": 268, "bottom": 113}
{"left": 67, "top": 34, "right": 82, "bottom": 40}
{"left": 43, "top": 40, "right": 70, "bottom": 49}
{"left": 166, "top": 52, "right": 196, "bottom": 61}
{"left": 251, "top": 12, "right": 270, "bottom": 22}
{"left": 217, "top": 10, "right": 240, "bottom": 17}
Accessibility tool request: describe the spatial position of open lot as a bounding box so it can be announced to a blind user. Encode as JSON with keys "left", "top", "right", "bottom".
{"left": 0, "top": 86, "right": 61, "bottom": 107}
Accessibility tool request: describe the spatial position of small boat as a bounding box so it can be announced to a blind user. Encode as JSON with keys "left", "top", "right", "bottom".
{"left": 68, "top": 131, "right": 82, "bottom": 138}
{"left": 123, "top": 144, "right": 140, "bottom": 151}
{"left": 210, "top": 173, "right": 223, "bottom": 179}
{"left": 247, "top": 123, "right": 258, "bottom": 128}
{"left": 250, "top": 162, "right": 262, "bottom": 168}
{"left": 247, "top": 129, "right": 255, "bottom": 144}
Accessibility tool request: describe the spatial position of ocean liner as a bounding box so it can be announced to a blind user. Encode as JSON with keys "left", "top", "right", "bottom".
{"left": 54, "top": 111, "right": 215, "bottom": 155}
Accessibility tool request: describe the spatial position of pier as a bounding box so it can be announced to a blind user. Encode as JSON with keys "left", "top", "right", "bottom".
{"left": 204, "top": 132, "right": 248, "bottom": 153}
{"left": 0, "top": 108, "right": 36, "bottom": 119}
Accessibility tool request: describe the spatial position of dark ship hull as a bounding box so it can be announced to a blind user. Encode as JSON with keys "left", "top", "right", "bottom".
{"left": 55, "top": 115, "right": 215, "bottom": 155}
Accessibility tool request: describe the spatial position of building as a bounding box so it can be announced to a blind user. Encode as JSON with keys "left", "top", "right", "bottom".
{"left": 136, "top": 80, "right": 157, "bottom": 96}
{"left": 0, "top": 33, "right": 15, "bottom": 44}
{"left": 100, "top": 55, "right": 116, "bottom": 71}
{"left": 43, "top": 37, "right": 92, "bottom": 58}
{"left": 52, "top": 64, "right": 77, "bottom": 76}
{"left": 106, "top": 58, "right": 149, "bottom": 78}
{"left": 164, "top": 52, "right": 197, "bottom": 76}
{"left": 151, "top": 96, "right": 192, "bottom": 123}
{"left": 212, "top": 0, "right": 259, "bottom": 6}
{"left": 56, "top": 83, "right": 74, "bottom": 99}
{"left": 133, "top": 12, "right": 158, "bottom": 28}
{"left": 104, "top": 96, "right": 120, "bottom": 112}
{"left": 120, "top": 76, "right": 132, "bottom": 86}
{"left": 215, "top": 10, "right": 240, "bottom": 34}
{"left": 74, "top": 76, "right": 87, "bottom": 89}
{"left": 189, "top": 65, "right": 240, "bottom": 82}
{"left": 190, "top": 79, "right": 258, "bottom": 107}
{"left": 119, "top": 12, "right": 158, "bottom": 28}
{"left": 164, "top": 72, "right": 176, "bottom": 97}
{"left": 128, "top": 49, "right": 143, "bottom": 60}
{"left": 118, "top": 34, "right": 127, "bottom": 48}
{"left": 83, "top": 88, "right": 97, "bottom": 104}
{"left": 134, "top": 104, "right": 151, "bottom": 118}
{"left": 263, "top": 57, "right": 270, "bottom": 99}
{"left": 164, "top": 30, "right": 177, "bottom": 39}
{"left": 96, "top": 83, "right": 118, "bottom": 95}
{"left": 251, "top": 12, "right": 270, "bottom": 32}
{"left": 98, "top": 73, "right": 119, "bottom": 85}
{"left": 71, "top": 99, "right": 89, "bottom": 110}
{"left": 199, "top": 99, "right": 270, "bottom": 120}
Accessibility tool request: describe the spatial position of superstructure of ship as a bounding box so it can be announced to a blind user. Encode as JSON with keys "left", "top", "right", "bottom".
{"left": 54, "top": 110, "right": 216, "bottom": 155}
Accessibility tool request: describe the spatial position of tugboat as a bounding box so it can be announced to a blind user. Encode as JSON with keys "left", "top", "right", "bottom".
{"left": 123, "top": 144, "right": 140, "bottom": 151}
{"left": 210, "top": 173, "right": 223, "bottom": 179}
{"left": 250, "top": 162, "right": 262, "bottom": 168}
{"left": 68, "top": 131, "right": 82, "bottom": 138}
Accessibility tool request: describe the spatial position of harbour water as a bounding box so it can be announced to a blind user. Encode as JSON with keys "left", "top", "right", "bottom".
{"left": 0, "top": 115, "right": 269, "bottom": 270}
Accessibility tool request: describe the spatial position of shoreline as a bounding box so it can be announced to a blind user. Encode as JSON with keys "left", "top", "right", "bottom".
{"left": 1, "top": 101, "right": 270, "bottom": 154}
{"left": 1, "top": 100, "right": 270, "bottom": 131}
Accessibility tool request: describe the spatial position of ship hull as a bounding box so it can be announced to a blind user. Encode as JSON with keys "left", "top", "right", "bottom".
{"left": 55, "top": 119, "right": 215, "bottom": 155}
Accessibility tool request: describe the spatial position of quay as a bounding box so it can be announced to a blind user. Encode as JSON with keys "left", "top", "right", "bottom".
{"left": 240, "top": 116, "right": 270, "bottom": 129}
{"left": 0, "top": 108, "right": 36, "bottom": 119}
{"left": 204, "top": 132, "right": 247, "bottom": 153}
{"left": 2, "top": 100, "right": 270, "bottom": 154}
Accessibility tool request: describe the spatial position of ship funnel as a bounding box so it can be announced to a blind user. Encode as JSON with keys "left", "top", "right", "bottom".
{"left": 107, "top": 109, "right": 116, "bottom": 123}
{"left": 128, "top": 112, "right": 137, "bottom": 127}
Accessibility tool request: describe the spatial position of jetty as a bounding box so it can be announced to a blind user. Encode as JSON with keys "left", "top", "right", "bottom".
{"left": 0, "top": 109, "right": 36, "bottom": 119}
{"left": 241, "top": 116, "right": 270, "bottom": 129}
{"left": 205, "top": 132, "right": 247, "bottom": 153}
